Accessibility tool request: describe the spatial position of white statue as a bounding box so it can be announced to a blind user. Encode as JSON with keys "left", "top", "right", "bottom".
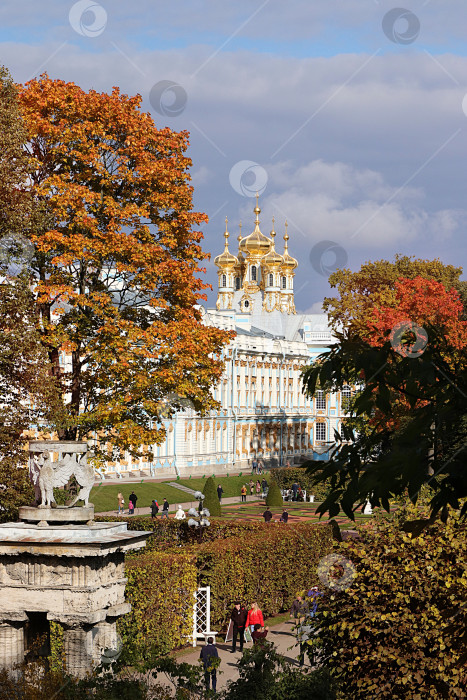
{"left": 30, "top": 449, "right": 94, "bottom": 508}
{"left": 174, "top": 505, "right": 186, "bottom": 520}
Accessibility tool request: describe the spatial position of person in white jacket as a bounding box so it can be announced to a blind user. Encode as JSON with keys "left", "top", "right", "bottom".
{"left": 174, "top": 505, "right": 186, "bottom": 520}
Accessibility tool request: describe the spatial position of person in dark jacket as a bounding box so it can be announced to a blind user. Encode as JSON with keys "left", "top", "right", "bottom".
{"left": 129, "top": 491, "right": 137, "bottom": 515}
{"left": 230, "top": 602, "right": 248, "bottom": 652}
{"left": 161, "top": 498, "right": 169, "bottom": 519}
{"left": 280, "top": 509, "right": 289, "bottom": 523}
{"left": 199, "top": 637, "right": 219, "bottom": 692}
{"left": 150, "top": 499, "right": 159, "bottom": 518}
{"left": 263, "top": 508, "right": 273, "bottom": 523}
{"left": 217, "top": 484, "right": 224, "bottom": 503}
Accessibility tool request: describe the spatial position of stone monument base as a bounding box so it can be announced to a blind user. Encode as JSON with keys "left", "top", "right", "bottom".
{"left": 19, "top": 505, "right": 95, "bottom": 527}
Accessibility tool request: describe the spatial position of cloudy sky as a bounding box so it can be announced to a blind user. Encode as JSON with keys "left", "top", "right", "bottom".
{"left": 3, "top": 1, "right": 467, "bottom": 311}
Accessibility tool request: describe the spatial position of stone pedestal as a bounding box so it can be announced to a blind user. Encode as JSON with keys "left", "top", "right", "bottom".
{"left": 0, "top": 506, "right": 150, "bottom": 677}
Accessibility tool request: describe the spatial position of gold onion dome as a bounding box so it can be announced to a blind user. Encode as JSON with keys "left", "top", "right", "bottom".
{"left": 280, "top": 222, "right": 298, "bottom": 271}
{"left": 238, "top": 198, "right": 272, "bottom": 256}
{"left": 261, "top": 219, "right": 283, "bottom": 266}
{"left": 214, "top": 218, "right": 239, "bottom": 268}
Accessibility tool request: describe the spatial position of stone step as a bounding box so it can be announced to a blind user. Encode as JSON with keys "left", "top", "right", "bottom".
{"left": 163, "top": 482, "right": 198, "bottom": 496}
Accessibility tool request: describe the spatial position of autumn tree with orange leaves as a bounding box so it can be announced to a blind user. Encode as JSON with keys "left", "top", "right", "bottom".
{"left": 17, "top": 74, "right": 231, "bottom": 459}
{"left": 303, "top": 257, "right": 467, "bottom": 522}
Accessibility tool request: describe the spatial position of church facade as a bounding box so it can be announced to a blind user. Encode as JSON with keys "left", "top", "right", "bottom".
{"left": 104, "top": 200, "right": 351, "bottom": 478}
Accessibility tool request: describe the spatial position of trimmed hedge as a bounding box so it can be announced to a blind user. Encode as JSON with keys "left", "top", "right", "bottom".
{"left": 96, "top": 515, "right": 275, "bottom": 551}
{"left": 198, "top": 522, "right": 333, "bottom": 628}
{"left": 118, "top": 550, "right": 197, "bottom": 662}
{"left": 272, "top": 466, "right": 331, "bottom": 501}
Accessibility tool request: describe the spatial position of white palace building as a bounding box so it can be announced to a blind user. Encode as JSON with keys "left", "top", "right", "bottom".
{"left": 105, "top": 200, "right": 351, "bottom": 478}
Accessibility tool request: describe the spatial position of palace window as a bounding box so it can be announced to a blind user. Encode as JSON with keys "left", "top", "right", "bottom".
{"left": 282, "top": 276, "right": 287, "bottom": 289}
{"left": 251, "top": 266, "right": 257, "bottom": 281}
{"left": 316, "top": 422, "right": 326, "bottom": 441}
{"left": 244, "top": 300, "right": 249, "bottom": 309}
{"left": 268, "top": 273, "right": 273, "bottom": 286}
{"left": 316, "top": 390, "right": 326, "bottom": 411}
{"left": 341, "top": 385, "right": 352, "bottom": 413}
{"left": 221, "top": 274, "right": 226, "bottom": 287}
{"left": 235, "top": 277, "right": 241, "bottom": 290}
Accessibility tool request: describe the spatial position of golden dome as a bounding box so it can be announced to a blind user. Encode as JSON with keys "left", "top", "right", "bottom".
{"left": 214, "top": 218, "right": 239, "bottom": 268}
{"left": 280, "top": 222, "right": 298, "bottom": 271}
{"left": 238, "top": 199, "right": 272, "bottom": 257}
{"left": 261, "top": 220, "right": 283, "bottom": 267}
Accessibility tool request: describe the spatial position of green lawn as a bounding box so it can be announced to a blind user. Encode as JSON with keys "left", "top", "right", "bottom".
{"left": 176, "top": 473, "right": 270, "bottom": 499}
{"left": 90, "top": 482, "right": 187, "bottom": 513}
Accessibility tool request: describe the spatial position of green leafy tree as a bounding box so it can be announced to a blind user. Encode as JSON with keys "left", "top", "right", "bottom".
{"left": 315, "top": 504, "right": 467, "bottom": 699}
{"left": 266, "top": 480, "right": 283, "bottom": 508}
{"left": 203, "top": 476, "right": 221, "bottom": 517}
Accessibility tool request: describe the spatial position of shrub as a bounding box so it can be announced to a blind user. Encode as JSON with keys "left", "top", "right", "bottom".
{"left": 266, "top": 480, "right": 283, "bottom": 507}
{"left": 203, "top": 475, "right": 221, "bottom": 517}
{"left": 315, "top": 504, "right": 467, "bottom": 699}
{"left": 118, "top": 550, "right": 197, "bottom": 663}
{"left": 198, "top": 522, "right": 333, "bottom": 628}
{"left": 272, "top": 466, "right": 331, "bottom": 500}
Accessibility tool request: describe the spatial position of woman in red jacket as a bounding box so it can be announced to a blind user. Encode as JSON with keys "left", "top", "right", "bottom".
{"left": 246, "top": 602, "right": 264, "bottom": 633}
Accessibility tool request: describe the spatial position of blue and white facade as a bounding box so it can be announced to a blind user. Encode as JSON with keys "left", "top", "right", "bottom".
{"left": 104, "top": 203, "right": 351, "bottom": 478}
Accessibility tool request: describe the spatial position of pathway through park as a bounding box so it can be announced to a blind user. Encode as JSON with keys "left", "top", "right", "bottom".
{"left": 151, "top": 618, "right": 303, "bottom": 694}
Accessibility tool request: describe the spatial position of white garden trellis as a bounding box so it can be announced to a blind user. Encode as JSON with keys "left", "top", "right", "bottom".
{"left": 192, "top": 585, "right": 216, "bottom": 646}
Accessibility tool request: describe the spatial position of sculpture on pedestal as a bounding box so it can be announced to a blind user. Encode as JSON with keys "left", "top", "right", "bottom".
{"left": 0, "top": 440, "right": 150, "bottom": 678}
{"left": 29, "top": 446, "right": 94, "bottom": 508}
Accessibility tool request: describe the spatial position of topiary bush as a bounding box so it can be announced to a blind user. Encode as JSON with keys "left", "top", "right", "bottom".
{"left": 203, "top": 475, "right": 221, "bottom": 517}
{"left": 315, "top": 503, "right": 467, "bottom": 699}
{"left": 266, "top": 480, "right": 283, "bottom": 507}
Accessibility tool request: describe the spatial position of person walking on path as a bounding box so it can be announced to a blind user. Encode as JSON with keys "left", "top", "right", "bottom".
{"left": 257, "top": 459, "right": 264, "bottom": 474}
{"left": 199, "top": 637, "right": 219, "bottom": 693}
{"left": 240, "top": 484, "right": 247, "bottom": 503}
{"left": 117, "top": 492, "right": 124, "bottom": 516}
{"left": 263, "top": 508, "right": 273, "bottom": 523}
{"left": 291, "top": 482, "right": 299, "bottom": 501}
{"left": 128, "top": 490, "right": 137, "bottom": 515}
{"left": 161, "top": 498, "right": 169, "bottom": 519}
{"left": 255, "top": 480, "right": 261, "bottom": 497}
{"left": 290, "top": 594, "right": 307, "bottom": 622}
{"left": 230, "top": 602, "right": 248, "bottom": 653}
{"left": 280, "top": 508, "right": 289, "bottom": 523}
{"left": 252, "top": 457, "right": 258, "bottom": 474}
{"left": 217, "top": 484, "right": 224, "bottom": 503}
{"left": 261, "top": 478, "right": 268, "bottom": 498}
{"left": 249, "top": 479, "right": 255, "bottom": 496}
{"left": 246, "top": 602, "right": 264, "bottom": 634}
{"left": 150, "top": 499, "right": 159, "bottom": 519}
